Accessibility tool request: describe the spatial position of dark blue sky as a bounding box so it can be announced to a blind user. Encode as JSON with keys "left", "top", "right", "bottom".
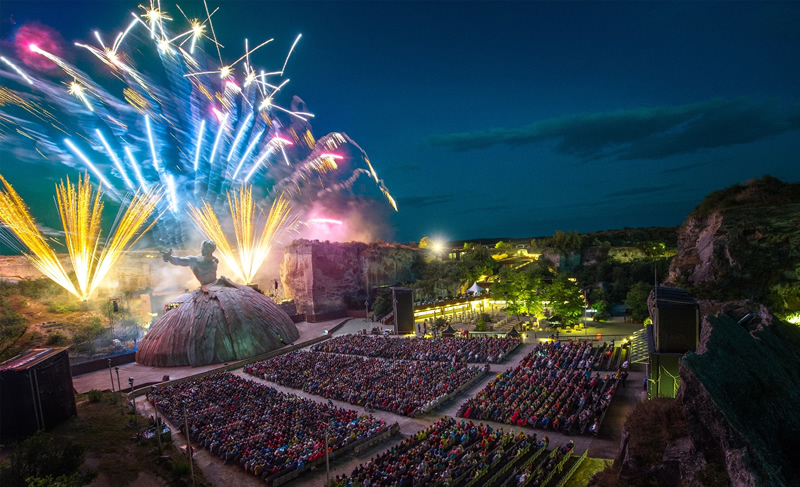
{"left": 1, "top": 1, "right": 799, "bottom": 244}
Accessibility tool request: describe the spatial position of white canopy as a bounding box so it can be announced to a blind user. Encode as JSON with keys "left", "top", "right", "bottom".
{"left": 467, "top": 282, "right": 485, "bottom": 295}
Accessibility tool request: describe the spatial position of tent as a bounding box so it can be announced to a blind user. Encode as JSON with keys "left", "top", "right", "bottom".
{"left": 466, "top": 282, "right": 485, "bottom": 295}
{"left": 442, "top": 324, "right": 458, "bottom": 337}
{"left": 506, "top": 326, "right": 521, "bottom": 338}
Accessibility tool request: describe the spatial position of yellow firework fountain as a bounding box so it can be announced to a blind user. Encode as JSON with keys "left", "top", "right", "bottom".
{"left": 188, "top": 186, "right": 297, "bottom": 285}
{"left": 0, "top": 174, "right": 163, "bottom": 301}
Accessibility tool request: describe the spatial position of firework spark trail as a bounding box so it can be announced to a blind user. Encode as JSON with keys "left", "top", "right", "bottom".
{"left": 188, "top": 187, "right": 297, "bottom": 284}
{"left": 0, "top": 1, "right": 398, "bottom": 250}
{"left": 0, "top": 175, "right": 80, "bottom": 297}
{"left": 0, "top": 174, "right": 164, "bottom": 300}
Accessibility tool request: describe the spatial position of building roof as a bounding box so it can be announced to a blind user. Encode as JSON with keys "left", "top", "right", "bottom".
{"left": 0, "top": 348, "right": 66, "bottom": 372}
{"left": 649, "top": 286, "right": 699, "bottom": 312}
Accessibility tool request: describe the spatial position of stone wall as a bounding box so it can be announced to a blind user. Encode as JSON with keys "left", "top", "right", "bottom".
{"left": 281, "top": 239, "right": 419, "bottom": 318}
{"left": 0, "top": 251, "right": 162, "bottom": 293}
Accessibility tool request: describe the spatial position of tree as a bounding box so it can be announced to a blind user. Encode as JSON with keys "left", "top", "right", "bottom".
{"left": 495, "top": 241, "right": 512, "bottom": 250}
{"left": 549, "top": 230, "right": 582, "bottom": 254}
{"left": 493, "top": 266, "right": 545, "bottom": 320}
{"left": 419, "top": 236, "right": 432, "bottom": 249}
{"left": 0, "top": 432, "right": 89, "bottom": 487}
{"left": 546, "top": 276, "right": 585, "bottom": 326}
{"left": 625, "top": 282, "right": 653, "bottom": 323}
{"left": 460, "top": 245, "right": 500, "bottom": 283}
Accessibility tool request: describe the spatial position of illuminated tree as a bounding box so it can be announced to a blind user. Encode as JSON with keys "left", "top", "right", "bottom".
{"left": 546, "top": 276, "right": 585, "bottom": 326}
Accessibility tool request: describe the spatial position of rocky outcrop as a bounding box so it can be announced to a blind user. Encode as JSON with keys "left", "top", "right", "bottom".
{"left": 604, "top": 309, "right": 800, "bottom": 486}
{"left": 136, "top": 277, "right": 299, "bottom": 367}
{"left": 280, "top": 239, "right": 419, "bottom": 318}
{"left": 667, "top": 177, "right": 800, "bottom": 307}
{"left": 678, "top": 310, "right": 800, "bottom": 487}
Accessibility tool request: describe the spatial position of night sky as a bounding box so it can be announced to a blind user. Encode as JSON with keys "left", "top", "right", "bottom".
{"left": 1, "top": 1, "right": 799, "bottom": 245}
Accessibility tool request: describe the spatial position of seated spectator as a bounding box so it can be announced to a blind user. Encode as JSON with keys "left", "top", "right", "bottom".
{"left": 245, "top": 351, "right": 483, "bottom": 417}
{"left": 149, "top": 373, "right": 389, "bottom": 484}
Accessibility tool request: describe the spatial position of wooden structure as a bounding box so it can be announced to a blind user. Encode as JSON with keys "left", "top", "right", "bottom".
{"left": 0, "top": 348, "right": 76, "bottom": 440}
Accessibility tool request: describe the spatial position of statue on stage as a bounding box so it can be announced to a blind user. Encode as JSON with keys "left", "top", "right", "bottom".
{"left": 161, "top": 240, "right": 219, "bottom": 287}
{"left": 136, "top": 240, "right": 300, "bottom": 367}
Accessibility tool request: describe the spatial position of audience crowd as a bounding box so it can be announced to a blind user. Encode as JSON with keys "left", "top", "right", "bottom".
{"left": 332, "top": 417, "right": 538, "bottom": 487}
{"left": 244, "top": 351, "right": 483, "bottom": 417}
{"left": 148, "top": 373, "right": 389, "bottom": 483}
{"left": 311, "top": 334, "right": 521, "bottom": 363}
{"left": 457, "top": 340, "right": 618, "bottom": 435}
{"left": 512, "top": 439, "right": 575, "bottom": 487}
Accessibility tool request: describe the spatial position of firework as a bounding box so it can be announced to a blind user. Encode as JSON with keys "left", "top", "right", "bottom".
{"left": 0, "top": 174, "right": 163, "bottom": 301}
{"left": 0, "top": 1, "right": 397, "bottom": 252}
{"left": 188, "top": 187, "right": 297, "bottom": 284}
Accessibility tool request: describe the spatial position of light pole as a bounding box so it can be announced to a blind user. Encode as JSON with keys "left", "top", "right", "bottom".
{"left": 115, "top": 367, "right": 123, "bottom": 414}
{"left": 322, "top": 399, "right": 334, "bottom": 486}
{"left": 108, "top": 359, "right": 115, "bottom": 393}
{"left": 183, "top": 402, "right": 196, "bottom": 487}
{"left": 364, "top": 300, "right": 369, "bottom": 323}
{"left": 128, "top": 377, "right": 136, "bottom": 420}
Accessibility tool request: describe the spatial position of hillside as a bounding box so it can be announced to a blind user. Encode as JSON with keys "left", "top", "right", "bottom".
{"left": 668, "top": 175, "right": 800, "bottom": 319}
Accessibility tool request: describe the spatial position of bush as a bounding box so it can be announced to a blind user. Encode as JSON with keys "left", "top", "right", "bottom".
{"left": 0, "top": 432, "right": 87, "bottom": 487}
{"left": 172, "top": 459, "right": 192, "bottom": 478}
{"left": 46, "top": 332, "right": 67, "bottom": 346}
{"left": 47, "top": 301, "right": 82, "bottom": 314}
{"left": 87, "top": 389, "right": 104, "bottom": 403}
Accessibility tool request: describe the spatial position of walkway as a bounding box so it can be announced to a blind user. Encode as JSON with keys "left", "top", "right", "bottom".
{"left": 73, "top": 317, "right": 645, "bottom": 487}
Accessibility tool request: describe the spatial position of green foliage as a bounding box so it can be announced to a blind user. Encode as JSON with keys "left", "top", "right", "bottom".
{"left": 459, "top": 245, "right": 500, "bottom": 283}
{"left": 371, "top": 287, "right": 393, "bottom": 317}
{"left": 492, "top": 265, "right": 545, "bottom": 318}
{"left": 86, "top": 317, "right": 105, "bottom": 339}
{"left": 625, "top": 282, "right": 653, "bottom": 323}
{"left": 418, "top": 236, "right": 431, "bottom": 249}
{"left": 0, "top": 278, "right": 64, "bottom": 300}
{"left": 171, "top": 459, "right": 192, "bottom": 478}
{"left": 545, "top": 276, "right": 584, "bottom": 325}
{"left": 0, "top": 296, "right": 29, "bottom": 361}
{"left": 46, "top": 332, "right": 67, "bottom": 346}
{"left": 545, "top": 230, "right": 582, "bottom": 254}
{"left": 87, "top": 389, "right": 104, "bottom": 403}
{"left": 573, "top": 257, "right": 670, "bottom": 302}
{"left": 494, "top": 240, "right": 512, "bottom": 250}
{"left": 613, "top": 398, "right": 688, "bottom": 486}
{"left": 0, "top": 432, "right": 87, "bottom": 487}
{"left": 47, "top": 301, "right": 82, "bottom": 314}
{"left": 691, "top": 175, "right": 800, "bottom": 218}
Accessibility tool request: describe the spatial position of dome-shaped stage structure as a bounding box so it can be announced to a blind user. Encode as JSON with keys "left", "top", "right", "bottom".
{"left": 136, "top": 277, "right": 300, "bottom": 367}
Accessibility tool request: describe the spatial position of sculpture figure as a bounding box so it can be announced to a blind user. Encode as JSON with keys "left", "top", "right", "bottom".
{"left": 161, "top": 240, "right": 219, "bottom": 286}
{"left": 137, "top": 240, "right": 299, "bottom": 367}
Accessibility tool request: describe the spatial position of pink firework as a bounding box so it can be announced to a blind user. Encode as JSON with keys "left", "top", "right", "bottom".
{"left": 14, "top": 22, "right": 65, "bottom": 71}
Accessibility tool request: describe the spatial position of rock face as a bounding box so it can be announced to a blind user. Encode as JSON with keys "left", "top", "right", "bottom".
{"left": 678, "top": 310, "right": 800, "bottom": 487}
{"left": 667, "top": 177, "right": 800, "bottom": 307}
{"left": 135, "top": 277, "right": 299, "bottom": 367}
{"left": 280, "top": 240, "right": 419, "bottom": 318}
{"left": 605, "top": 310, "right": 800, "bottom": 486}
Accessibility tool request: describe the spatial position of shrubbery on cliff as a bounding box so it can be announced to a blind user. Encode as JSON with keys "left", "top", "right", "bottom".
{"left": 690, "top": 175, "right": 800, "bottom": 218}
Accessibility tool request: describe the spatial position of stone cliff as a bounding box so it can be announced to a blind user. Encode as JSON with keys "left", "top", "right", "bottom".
{"left": 280, "top": 239, "right": 419, "bottom": 319}
{"left": 668, "top": 177, "right": 800, "bottom": 314}
{"left": 604, "top": 310, "right": 800, "bottom": 487}
{"left": 678, "top": 309, "right": 800, "bottom": 486}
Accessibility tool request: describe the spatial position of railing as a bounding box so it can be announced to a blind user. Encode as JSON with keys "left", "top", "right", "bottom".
{"left": 555, "top": 449, "right": 588, "bottom": 487}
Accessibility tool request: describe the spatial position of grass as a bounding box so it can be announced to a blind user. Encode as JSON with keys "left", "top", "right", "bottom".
{"left": 562, "top": 457, "right": 612, "bottom": 487}
{"left": 51, "top": 391, "right": 211, "bottom": 486}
